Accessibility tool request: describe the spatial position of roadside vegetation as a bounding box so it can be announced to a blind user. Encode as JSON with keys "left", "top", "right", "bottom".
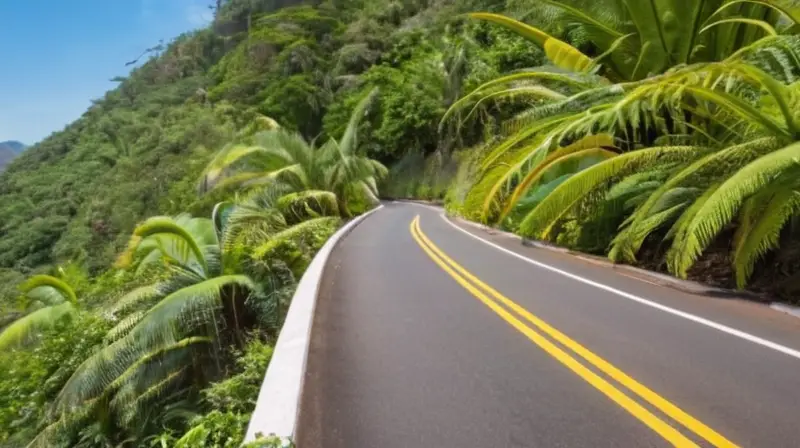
{"left": 3, "top": 0, "right": 800, "bottom": 446}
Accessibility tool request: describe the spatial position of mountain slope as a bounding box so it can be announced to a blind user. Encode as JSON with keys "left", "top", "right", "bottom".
{"left": 0, "top": 141, "right": 25, "bottom": 170}
{"left": 0, "top": 0, "right": 524, "bottom": 281}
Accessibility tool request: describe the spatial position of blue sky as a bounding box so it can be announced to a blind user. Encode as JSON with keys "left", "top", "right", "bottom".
{"left": 0, "top": 0, "right": 213, "bottom": 145}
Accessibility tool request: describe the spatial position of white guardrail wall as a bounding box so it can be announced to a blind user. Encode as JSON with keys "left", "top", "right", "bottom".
{"left": 243, "top": 205, "right": 383, "bottom": 444}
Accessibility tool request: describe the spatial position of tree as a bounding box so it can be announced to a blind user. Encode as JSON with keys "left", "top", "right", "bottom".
{"left": 201, "top": 89, "right": 387, "bottom": 215}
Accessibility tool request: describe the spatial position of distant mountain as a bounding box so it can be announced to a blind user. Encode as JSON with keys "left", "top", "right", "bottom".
{"left": 0, "top": 141, "right": 26, "bottom": 171}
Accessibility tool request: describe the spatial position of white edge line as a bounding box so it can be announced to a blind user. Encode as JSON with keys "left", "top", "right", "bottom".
{"left": 244, "top": 205, "right": 384, "bottom": 442}
{"left": 427, "top": 208, "right": 800, "bottom": 361}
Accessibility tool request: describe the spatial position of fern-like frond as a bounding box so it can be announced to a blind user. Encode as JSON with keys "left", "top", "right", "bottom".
{"left": 519, "top": 146, "right": 704, "bottom": 239}
{"left": 54, "top": 275, "right": 255, "bottom": 413}
{"left": 276, "top": 190, "right": 339, "bottom": 224}
{"left": 733, "top": 189, "right": 800, "bottom": 287}
{"left": 495, "top": 134, "right": 617, "bottom": 222}
{"left": 609, "top": 138, "right": 782, "bottom": 262}
{"left": 668, "top": 141, "right": 800, "bottom": 277}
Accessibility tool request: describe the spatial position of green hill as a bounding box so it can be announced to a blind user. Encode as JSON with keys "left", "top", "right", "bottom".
{"left": 0, "top": 0, "right": 525, "bottom": 279}
{"left": 0, "top": 141, "right": 25, "bottom": 171}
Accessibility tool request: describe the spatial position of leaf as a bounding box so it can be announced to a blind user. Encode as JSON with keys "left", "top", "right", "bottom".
{"left": 276, "top": 190, "right": 339, "bottom": 224}
{"left": 519, "top": 145, "right": 702, "bottom": 239}
{"left": 702, "top": 18, "right": 778, "bottom": 37}
{"left": 682, "top": 84, "right": 791, "bottom": 138}
{"left": 20, "top": 275, "right": 77, "bottom": 305}
{"left": 439, "top": 70, "right": 594, "bottom": 131}
{"left": 469, "top": 13, "right": 594, "bottom": 72}
{"left": 340, "top": 87, "right": 378, "bottom": 156}
{"left": 118, "top": 216, "right": 212, "bottom": 276}
{"left": 669, "top": 141, "right": 800, "bottom": 277}
{"left": 0, "top": 303, "right": 76, "bottom": 350}
{"left": 54, "top": 275, "right": 256, "bottom": 412}
{"left": 733, "top": 190, "right": 800, "bottom": 287}
{"left": 711, "top": 0, "right": 800, "bottom": 25}
{"left": 496, "top": 134, "right": 618, "bottom": 222}
{"left": 609, "top": 138, "right": 781, "bottom": 262}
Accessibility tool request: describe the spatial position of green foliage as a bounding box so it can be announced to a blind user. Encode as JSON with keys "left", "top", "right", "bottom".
{"left": 13, "top": 0, "right": 800, "bottom": 446}
{"left": 441, "top": 3, "right": 800, "bottom": 293}
{"left": 0, "top": 313, "right": 109, "bottom": 447}
{"left": 252, "top": 216, "right": 341, "bottom": 277}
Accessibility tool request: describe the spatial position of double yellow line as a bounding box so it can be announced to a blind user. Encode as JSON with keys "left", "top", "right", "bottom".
{"left": 409, "top": 216, "right": 737, "bottom": 448}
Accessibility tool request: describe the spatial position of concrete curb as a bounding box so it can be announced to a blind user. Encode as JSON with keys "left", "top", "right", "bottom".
{"left": 244, "top": 205, "right": 383, "bottom": 443}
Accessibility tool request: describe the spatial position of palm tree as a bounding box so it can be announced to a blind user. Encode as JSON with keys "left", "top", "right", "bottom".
{"left": 34, "top": 185, "right": 344, "bottom": 445}
{"left": 28, "top": 215, "right": 259, "bottom": 447}
{"left": 200, "top": 88, "right": 387, "bottom": 215}
{"left": 0, "top": 275, "right": 78, "bottom": 350}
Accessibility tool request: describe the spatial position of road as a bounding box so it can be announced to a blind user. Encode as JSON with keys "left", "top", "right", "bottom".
{"left": 297, "top": 202, "right": 800, "bottom": 447}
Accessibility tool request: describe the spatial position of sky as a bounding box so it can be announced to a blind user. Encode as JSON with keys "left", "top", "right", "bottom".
{"left": 0, "top": 0, "right": 214, "bottom": 145}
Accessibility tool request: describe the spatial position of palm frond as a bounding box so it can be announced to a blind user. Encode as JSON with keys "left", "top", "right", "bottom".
{"left": 201, "top": 144, "right": 268, "bottom": 190}
{"left": 54, "top": 275, "right": 255, "bottom": 413}
{"left": 519, "top": 145, "right": 704, "bottom": 239}
{"left": 439, "top": 69, "right": 599, "bottom": 131}
{"left": 733, "top": 189, "right": 800, "bottom": 287}
{"left": 609, "top": 138, "right": 782, "bottom": 262}
{"left": 340, "top": 88, "right": 378, "bottom": 155}
{"left": 701, "top": 18, "right": 779, "bottom": 37}
{"left": 104, "top": 310, "right": 148, "bottom": 344}
{"left": 669, "top": 141, "right": 800, "bottom": 277}
{"left": 469, "top": 13, "right": 594, "bottom": 72}
{"left": 117, "top": 216, "right": 212, "bottom": 276}
{"left": 0, "top": 303, "right": 76, "bottom": 350}
{"left": 252, "top": 217, "right": 341, "bottom": 263}
{"left": 712, "top": 0, "right": 800, "bottom": 25}
{"left": 495, "top": 134, "right": 617, "bottom": 222}
{"left": 20, "top": 275, "right": 77, "bottom": 305}
{"left": 276, "top": 190, "right": 339, "bottom": 224}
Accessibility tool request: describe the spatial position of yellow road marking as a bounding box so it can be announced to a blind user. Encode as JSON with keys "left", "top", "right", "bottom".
{"left": 410, "top": 216, "right": 737, "bottom": 447}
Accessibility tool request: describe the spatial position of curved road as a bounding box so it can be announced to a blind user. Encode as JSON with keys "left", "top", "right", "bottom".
{"left": 298, "top": 202, "right": 800, "bottom": 447}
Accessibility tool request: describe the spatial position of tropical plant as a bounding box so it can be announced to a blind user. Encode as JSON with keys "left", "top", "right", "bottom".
{"left": 443, "top": 2, "right": 800, "bottom": 287}
{"left": 29, "top": 215, "right": 261, "bottom": 447}
{"left": 0, "top": 275, "right": 79, "bottom": 350}
{"left": 201, "top": 89, "right": 388, "bottom": 215}
{"left": 469, "top": 1, "right": 796, "bottom": 81}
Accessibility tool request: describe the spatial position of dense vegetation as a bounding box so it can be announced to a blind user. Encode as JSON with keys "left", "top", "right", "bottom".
{"left": 436, "top": 0, "right": 800, "bottom": 299}
{"left": 5, "top": 0, "right": 800, "bottom": 446}
{"left": 0, "top": 0, "right": 542, "bottom": 446}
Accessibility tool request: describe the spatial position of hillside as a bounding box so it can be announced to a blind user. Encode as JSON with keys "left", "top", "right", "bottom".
{"left": 0, "top": 141, "right": 25, "bottom": 170}
{"left": 0, "top": 0, "right": 533, "bottom": 293}
{"left": 0, "top": 0, "right": 536, "bottom": 445}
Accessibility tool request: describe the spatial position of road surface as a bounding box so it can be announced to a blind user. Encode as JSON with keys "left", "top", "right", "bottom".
{"left": 297, "top": 202, "right": 800, "bottom": 447}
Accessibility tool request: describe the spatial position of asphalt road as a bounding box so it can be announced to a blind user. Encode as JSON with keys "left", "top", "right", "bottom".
{"left": 297, "top": 202, "right": 800, "bottom": 447}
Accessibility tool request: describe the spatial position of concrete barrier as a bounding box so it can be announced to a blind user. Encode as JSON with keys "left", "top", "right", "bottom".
{"left": 244, "top": 206, "right": 383, "bottom": 443}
